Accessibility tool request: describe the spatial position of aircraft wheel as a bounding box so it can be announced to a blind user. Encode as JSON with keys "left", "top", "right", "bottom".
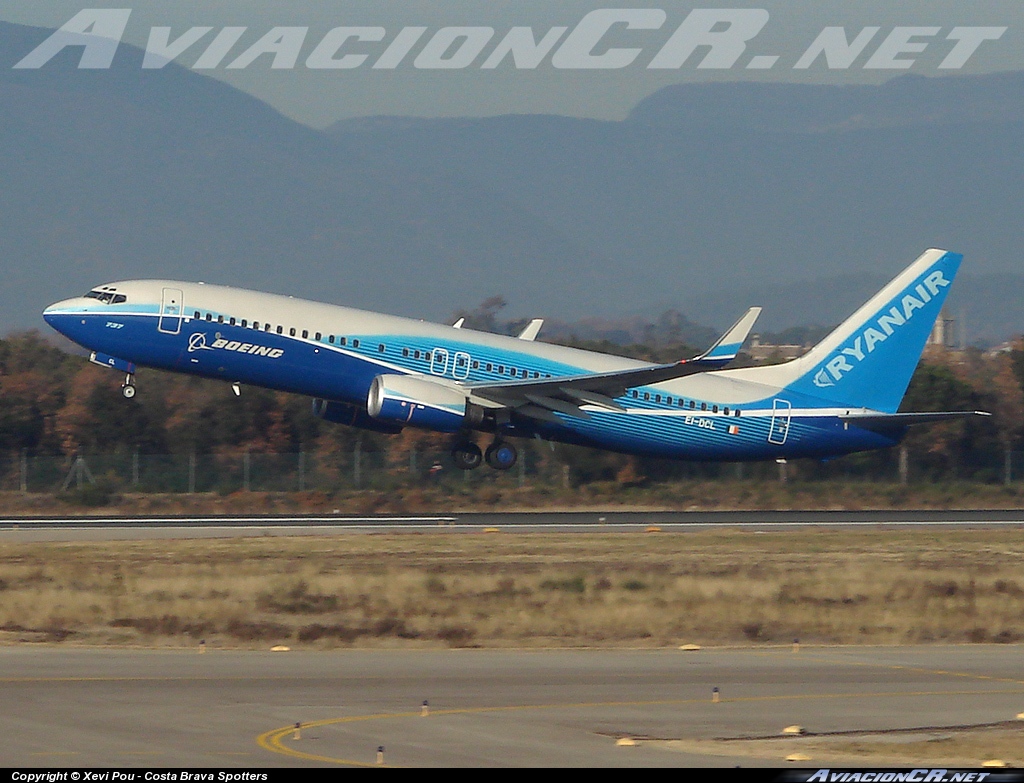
{"left": 485, "top": 441, "right": 518, "bottom": 471}
{"left": 451, "top": 442, "right": 482, "bottom": 470}
{"left": 121, "top": 384, "right": 136, "bottom": 399}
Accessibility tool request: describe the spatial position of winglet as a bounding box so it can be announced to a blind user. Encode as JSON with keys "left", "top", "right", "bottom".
{"left": 697, "top": 307, "right": 761, "bottom": 364}
{"left": 517, "top": 318, "right": 544, "bottom": 341}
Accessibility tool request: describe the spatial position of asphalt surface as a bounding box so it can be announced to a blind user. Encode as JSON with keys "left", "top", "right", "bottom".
{"left": 2, "top": 646, "right": 1023, "bottom": 767}
{"left": 2, "top": 509, "right": 1024, "bottom": 541}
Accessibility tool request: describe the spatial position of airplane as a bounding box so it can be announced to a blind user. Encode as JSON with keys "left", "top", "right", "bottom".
{"left": 42, "top": 248, "right": 988, "bottom": 471}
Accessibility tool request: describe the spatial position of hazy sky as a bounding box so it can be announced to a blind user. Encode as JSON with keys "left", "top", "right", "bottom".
{"left": 3, "top": 1, "right": 1023, "bottom": 127}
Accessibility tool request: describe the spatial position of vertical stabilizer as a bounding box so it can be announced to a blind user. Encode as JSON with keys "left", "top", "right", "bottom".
{"left": 768, "top": 249, "right": 962, "bottom": 412}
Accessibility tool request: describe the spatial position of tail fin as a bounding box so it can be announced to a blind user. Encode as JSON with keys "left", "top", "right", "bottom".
{"left": 769, "top": 249, "right": 962, "bottom": 412}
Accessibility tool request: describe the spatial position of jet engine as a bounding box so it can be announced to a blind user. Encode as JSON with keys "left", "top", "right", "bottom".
{"left": 367, "top": 374, "right": 483, "bottom": 432}
{"left": 311, "top": 398, "right": 403, "bottom": 434}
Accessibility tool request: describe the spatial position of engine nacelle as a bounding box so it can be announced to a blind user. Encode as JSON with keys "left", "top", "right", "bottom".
{"left": 368, "top": 374, "right": 481, "bottom": 433}
{"left": 311, "top": 398, "right": 403, "bottom": 434}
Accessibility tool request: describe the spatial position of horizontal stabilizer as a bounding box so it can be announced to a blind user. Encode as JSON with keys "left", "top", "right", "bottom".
{"left": 841, "top": 410, "right": 991, "bottom": 430}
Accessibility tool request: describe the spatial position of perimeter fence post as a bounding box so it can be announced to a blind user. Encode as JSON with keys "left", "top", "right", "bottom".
{"left": 298, "top": 449, "right": 306, "bottom": 492}
{"left": 243, "top": 451, "right": 251, "bottom": 492}
{"left": 20, "top": 449, "right": 27, "bottom": 493}
{"left": 188, "top": 451, "right": 196, "bottom": 495}
{"left": 899, "top": 445, "right": 909, "bottom": 485}
{"left": 353, "top": 438, "right": 362, "bottom": 489}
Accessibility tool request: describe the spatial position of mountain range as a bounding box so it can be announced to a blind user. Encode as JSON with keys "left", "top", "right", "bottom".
{"left": 2, "top": 20, "right": 1023, "bottom": 343}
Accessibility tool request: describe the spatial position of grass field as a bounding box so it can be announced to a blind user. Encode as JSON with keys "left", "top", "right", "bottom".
{"left": 1, "top": 528, "right": 1023, "bottom": 649}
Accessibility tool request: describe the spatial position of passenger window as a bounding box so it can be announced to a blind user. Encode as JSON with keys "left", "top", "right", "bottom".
{"left": 403, "top": 348, "right": 410, "bottom": 357}
{"left": 353, "top": 339, "right": 360, "bottom": 348}
{"left": 329, "top": 336, "right": 335, "bottom": 344}
{"left": 678, "top": 399, "right": 685, "bottom": 407}
{"left": 472, "top": 361, "right": 479, "bottom": 369}
{"left": 301, "top": 330, "right": 308, "bottom": 339}
{"left": 643, "top": 392, "right": 650, "bottom": 401}
{"left": 712, "top": 405, "right": 718, "bottom": 413}
{"left": 276, "top": 326, "right": 283, "bottom": 334}
{"left": 206, "top": 313, "right": 212, "bottom": 321}
{"left": 655, "top": 394, "right": 661, "bottom": 403}
{"left": 218, "top": 316, "right": 224, "bottom": 323}
{"left": 632, "top": 391, "right": 638, "bottom": 398}
{"left": 724, "top": 407, "right": 729, "bottom": 416}
{"left": 486, "top": 363, "right": 492, "bottom": 371}
{"left": 229, "top": 317, "right": 236, "bottom": 326}
{"left": 241, "top": 320, "right": 247, "bottom": 328}
{"left": 701, "top": 402, "right": 707, "bottom": 411}
{"left": 378, "top": 344, "right": 385, "bottom": 353}
{"left": 193, "top": 311, "right": 201, "bottom": 319}
{"left": 689, "top": 401, "right": 696, "bottom": 409}
{"left": 315, "top": 332, "right": 321, "bottom": 341}
{"left": 340, "top": 337, "right": 347, "bottom": 346}
{"left": 265, "top": 324, "right": 271, "bottom": 332}
{"left": 414, "top": 350, "right": 421, "bottom": 359}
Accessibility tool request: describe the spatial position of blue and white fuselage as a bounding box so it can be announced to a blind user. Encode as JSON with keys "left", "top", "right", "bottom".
{"left": 43, "top": 249, "right": 985, "bottom": 469}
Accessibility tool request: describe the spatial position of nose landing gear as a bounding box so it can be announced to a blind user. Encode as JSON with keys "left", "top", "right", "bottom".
{"left": 121, "top": 374, "right": 136, "bottom": 399}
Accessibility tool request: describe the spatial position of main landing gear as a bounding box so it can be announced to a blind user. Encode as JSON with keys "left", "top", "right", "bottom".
{"left": 451, "top": 439, "right": 518, "bottom": 471}
{"left": 121, "top": 374, "right": 136, "bottom": 399}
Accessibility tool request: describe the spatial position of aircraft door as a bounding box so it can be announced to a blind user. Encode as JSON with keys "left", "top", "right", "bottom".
{"left": 430, "top": 348, "right": 450, "bottom": 376}
{"left": 158, "top": 287, "right": 184, "bottom": 335}
{"left": 767, "top": 398, "right": 792, "bottom": 445}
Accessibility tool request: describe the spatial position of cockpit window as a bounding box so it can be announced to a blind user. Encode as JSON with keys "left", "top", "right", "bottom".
{"left": 83, "top": 290, "right": 127, "bottom": 304}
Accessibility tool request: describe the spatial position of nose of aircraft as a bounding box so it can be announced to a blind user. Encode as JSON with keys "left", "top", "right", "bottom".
{"left": 42, "top": 298, "right": 82, "bottom": 334}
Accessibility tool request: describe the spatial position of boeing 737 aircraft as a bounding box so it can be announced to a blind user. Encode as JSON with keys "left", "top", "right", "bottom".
{"left": 43, "top": 249, "right": 986, "bottom": 470}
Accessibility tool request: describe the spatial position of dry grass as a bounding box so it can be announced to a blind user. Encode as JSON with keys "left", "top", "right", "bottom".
{"left": 0, "top": 529, "right": 1023, "bottom": 648}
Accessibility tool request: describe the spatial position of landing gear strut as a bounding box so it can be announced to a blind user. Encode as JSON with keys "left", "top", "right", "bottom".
{"left": 121, "top": 374, "right": 136, "bottom": 399}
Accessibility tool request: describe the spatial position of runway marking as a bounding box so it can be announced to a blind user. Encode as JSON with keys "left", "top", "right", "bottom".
{"left": 256, "top": 687, "right": 1024, "bottom": 766}
{"left": 786, "top": 650, "right": 1024, "bottom": 687}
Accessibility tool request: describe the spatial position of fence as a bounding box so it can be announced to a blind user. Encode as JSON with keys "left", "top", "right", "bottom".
{"left": 1, "top": 447, "right": 1023, "bottom": 495}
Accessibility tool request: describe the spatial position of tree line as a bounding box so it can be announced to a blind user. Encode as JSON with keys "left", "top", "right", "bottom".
{"left": 1, "top": 314, "right": 1022, "bottom": 490}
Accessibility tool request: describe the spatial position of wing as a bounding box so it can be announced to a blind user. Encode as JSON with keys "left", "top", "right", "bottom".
{"left": 466, "top": 307, "right": 761, "bottom": 422}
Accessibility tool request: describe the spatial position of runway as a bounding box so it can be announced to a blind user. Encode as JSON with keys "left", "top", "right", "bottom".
{"left": 2, "top": 509, "right": 1024, "bottom": 541}
{"left": 2, "top": 646, "right": 1023, "bottom": 767}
